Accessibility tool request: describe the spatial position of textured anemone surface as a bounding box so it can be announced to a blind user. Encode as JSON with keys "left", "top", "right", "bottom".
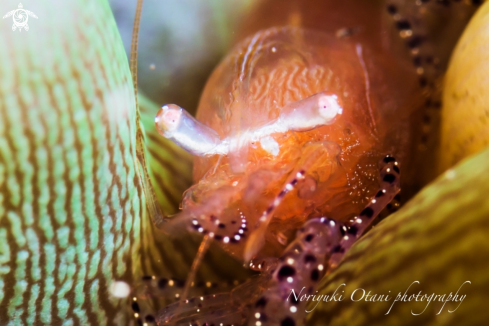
{"left": 309, "top": 146, "right": 489, "bottom": 325}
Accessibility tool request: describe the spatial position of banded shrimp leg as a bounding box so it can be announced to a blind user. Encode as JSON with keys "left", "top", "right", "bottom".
{"left": 248, "top": 155, "right": 400, "bottom": 326}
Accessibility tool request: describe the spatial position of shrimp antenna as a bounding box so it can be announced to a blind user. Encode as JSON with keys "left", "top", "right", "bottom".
{"left": 130, "top": 0, "right": 168, "bottom": 228}
{"left": 130, "top": 0, "right": 143, "bottom": 104}
{"left": 128, "top": 1, "right": 211, "bottom": 322}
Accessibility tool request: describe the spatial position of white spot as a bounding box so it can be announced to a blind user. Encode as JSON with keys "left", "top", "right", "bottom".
{"left": 445, "top": 169, "right": 456, "bottom": 180}
{"left": 287, "top": 277, "right": 294, "bottom": 283}
{"left": 318, "top": 264, "right": 324, "bottom": 271}
{"left": 372, "top": 199, "right": 376, "bottom": 204}
{"left": 239, "top": 229, "right": 244, "bottom": 234}
{"left": 356, "top": 218, "right": 362, "bottom": 224}
{"left": 232, "top": 181, "right": 238, "bottom": 186}
{"left": 234, "top": 235, "right": 241, "bottom": 241}
{"left": 169, "top": 280, "right": 175, "bottom": 286}
{"left": 287, "top": 258, "right": 294, "bottom": 265}
{"left": 223, "top": 237, "right": 230, "bottom": 244}
{"left": 271, "top": 47, "right": 277, "bottom": 53}
{"left": 318, "top": 94, "right": 343, "bottom": 119}
{"left": 260, "top": 135, "right": 280, "bottom": 156}
{"left": 192, "top": 220, "right": 198, "bottom": 225}
{"left": 286, "top": 184, "right": 294, "bottom": 191}
{"left": 290, "top": 306, "right": 297, "bottom": 313}
{"left": 109, "top": 281, "right": 130, "bottom": 298}
{"left": 198, "top": 227, "right": 204, "bottom": 233}
{"left": 255, "top": 313, "right": 261, "bottom": 319}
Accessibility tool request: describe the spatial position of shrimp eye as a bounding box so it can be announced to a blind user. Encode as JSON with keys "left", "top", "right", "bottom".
{"left": 155, "top": 104, "right": 182, "bottom": 135}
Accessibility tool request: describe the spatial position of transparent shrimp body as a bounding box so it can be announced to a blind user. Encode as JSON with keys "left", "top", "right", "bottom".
{"left": 155, "top": 26, "right": 419, "bottom": 260}
{"left": 142, "top": 1, "right": 482, "bottom": 325}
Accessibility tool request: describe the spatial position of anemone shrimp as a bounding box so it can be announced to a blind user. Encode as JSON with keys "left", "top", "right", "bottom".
{"left": 127, "top": 1, "right": 481, "bottom": 325}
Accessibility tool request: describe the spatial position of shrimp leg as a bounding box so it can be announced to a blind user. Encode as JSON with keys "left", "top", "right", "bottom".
{"left": 249, "top": 155, "right": 400, "bottom": 326}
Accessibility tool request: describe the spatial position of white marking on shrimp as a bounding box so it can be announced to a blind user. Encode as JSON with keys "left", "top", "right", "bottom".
{"left": 260, "top": 135, "right": 280, "bottom": 156}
